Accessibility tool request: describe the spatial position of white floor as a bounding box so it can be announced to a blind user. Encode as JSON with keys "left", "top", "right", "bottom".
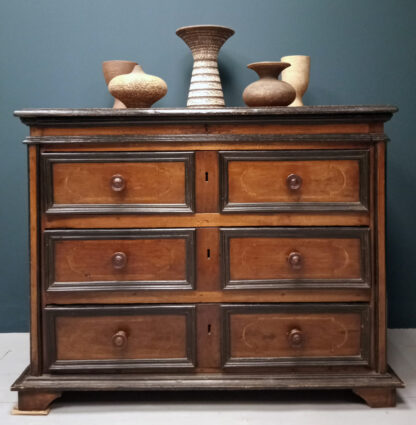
{"left": 0, "top": 330, "right": 416, "bottom": 424}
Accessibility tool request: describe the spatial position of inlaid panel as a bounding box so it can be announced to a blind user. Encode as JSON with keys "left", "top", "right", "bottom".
{"left": 222, "top": 304, "right": 370, "bottom": 369}
{"left": 220, "top": 150, "right": 369, "bottom": 212}
{"left": 221, "top": 227, "right": 370, "bottom": 290}
{"left": 41, "top": 151, "right": 195, "bottom": 214}
{"left": 43, "top": 229, "right": 195, "bottom": 292}
{"left": 44, "top": 305, "right": 196, "bottom": 372}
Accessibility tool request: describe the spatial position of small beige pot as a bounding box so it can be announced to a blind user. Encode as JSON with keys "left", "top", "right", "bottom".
{"left": 280, "top": 55, "right": 311, "bottom": 106}
{"left": 108, "top": 65, "right": 167, "bottom": 108}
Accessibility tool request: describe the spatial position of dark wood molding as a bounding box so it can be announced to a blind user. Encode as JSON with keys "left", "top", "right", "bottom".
{"left": 40, "top": 151, "right": 195, "bottom": 214}
{"left": 220, "top": 227, "right": 371, "bottom": 290}
{"left": 24, "top": 133, "right": 388, "bottom": 145}
{"left": 12, "top": 365, "right": 403, "bottom": 391}
{"left": 220, "top": 149, "right": 370, "bottom": 213}
{"left": 43, "top": 305, "right": 196, "bottom": 373}
{"left": 14, "top": 105, "right": 397, "bottom": 127}
{"left": 220, "top": 303, "right": 371, "bottom": 369}
{"left": 43, "top": 229, "right": 196, "bottom": 292}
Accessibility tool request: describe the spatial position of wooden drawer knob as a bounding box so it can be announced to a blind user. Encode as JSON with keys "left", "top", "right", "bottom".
{"left": 288, "top": 328, "right": 304, "bottom": 348}
{"left": 111, "top": 251, "right": 127, "bottom": 270}
{"left": 112, "top": 330, "right": 127, "bottom": 348}
{"left": 287, "top": 173, "right": 302, "bottom": 191}
{"left": 288, "top": 251, "right": 302, "bottom": 270}
{"left": 111, "top": 174, "right": 125, "bottom": 192}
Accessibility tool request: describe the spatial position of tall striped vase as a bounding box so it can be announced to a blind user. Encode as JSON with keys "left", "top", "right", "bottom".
{"left": 176, "top": 25, "right": 234, "bottom": 108}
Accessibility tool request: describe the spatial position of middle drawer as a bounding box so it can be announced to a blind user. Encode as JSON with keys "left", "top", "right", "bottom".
{"left": 43, "top": 229, "right": 196, "bottom": 292}
{"left": 43, "top": 227, "right": 370, "bottom": 294}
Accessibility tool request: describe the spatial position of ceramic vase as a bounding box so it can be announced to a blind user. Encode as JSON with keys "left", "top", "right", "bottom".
{"left": 102, "top": 60, "right": 137, "bottom": 108}
{"left": 108, "top": 64, "right": 167, "bottom": 108}
{"left": 176, "top": 25, "right": 234, "bottom": 108}
{"left": 242, "top": 62, "right": 296, "bottom": 107}
{"left": 280, "top": 55, "right": 311, "bottom": 106}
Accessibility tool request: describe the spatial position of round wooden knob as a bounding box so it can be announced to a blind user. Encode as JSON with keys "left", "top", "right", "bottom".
{"left": 287, "top": 173, "right": 302, "bottom": 191}
{"left": 288, "top": 251, "right": 302, "bottom": 270}
{"left": 111, "top": 174, "right": 125, "bottom": 192}
{"left": 288, "top": 328, "right": 304, "bottom": 348}
{"left": 111, "top": 252, "right": 127, "bottom": 270}
{"left": 112, "top": 330, "right": 127, "bottom": 348}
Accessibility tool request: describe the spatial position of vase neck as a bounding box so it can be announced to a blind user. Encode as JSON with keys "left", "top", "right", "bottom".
{"left": 248, "top": 62, "right": 290, "bottom": 79}
{"left": 131, "top": 64, "right": 144, "bottom": 74}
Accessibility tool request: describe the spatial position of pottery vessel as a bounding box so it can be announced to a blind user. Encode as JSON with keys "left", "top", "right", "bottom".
{"left": 176, "top": 25, "right": 234, "bottom": 108}
{"left": 281, "top": 55, "right": 311, "bottom": 106}
{"left": 102, "top": 60, "right": 137, "bottom": 108}
{"left": 108, "top": 64, "right": 167, "bottom": 108}
{"left": 243, "top": 62, "right": 296, "bottom": 107}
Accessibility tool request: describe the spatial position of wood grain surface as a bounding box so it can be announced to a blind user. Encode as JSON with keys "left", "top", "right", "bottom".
{"left": 228, "top": 237, "right": 362, "bottom": 280}
{"left": 52, "top": 161, "right": 185, "bottom": 205}
{"left": 55, "top": 314, "right": 188, "bottom": 360}
{"left": 53, "top": 238, "right": 187, "bottom": 283}
{"left": 227, "top": 159, "right": 360, "bottom": 204}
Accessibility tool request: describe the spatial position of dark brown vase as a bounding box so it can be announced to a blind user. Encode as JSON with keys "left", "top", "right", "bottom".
{"left": 242, "top": 61, "right": 296, "bottom": 107}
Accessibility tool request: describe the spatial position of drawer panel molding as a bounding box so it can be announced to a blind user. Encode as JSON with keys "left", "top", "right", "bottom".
{"left": 220, "top": 227, "right": 371, "bottom": 290}
{"left": 43, "top": 229, "right": 196, "bottom": 292}
{"left": 219, "top": 150, "right": 370, "bottom": 213}
{"left": 221, "top": 303, "right": 370, "bottom": 369}
{"left": 41, "top": 151, "right": 195, "bottom": 214}
{"left": 44, "top": 305, "right": 196, "bottom": 373}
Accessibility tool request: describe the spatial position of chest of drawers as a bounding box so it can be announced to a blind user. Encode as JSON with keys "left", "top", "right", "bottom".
{"left": 11, "top": 106, "right": 403, "bottom": 412}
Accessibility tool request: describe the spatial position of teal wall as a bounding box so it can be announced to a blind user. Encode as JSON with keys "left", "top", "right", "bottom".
{"left": 0, "top": 0, "right": 415, "bottom": 331}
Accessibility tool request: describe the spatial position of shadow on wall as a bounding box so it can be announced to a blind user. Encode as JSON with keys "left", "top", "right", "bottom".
{"left": 386, "top": 158, "right": 416, "bottom": 328}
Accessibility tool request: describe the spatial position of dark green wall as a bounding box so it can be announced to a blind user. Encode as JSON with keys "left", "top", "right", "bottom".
{"left": 1, "top": 0, "right": 415, "bottom": 331}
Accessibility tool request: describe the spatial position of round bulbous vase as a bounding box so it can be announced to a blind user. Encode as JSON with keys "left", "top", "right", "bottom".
{"left": 102, "top": 60, "right": 137, "bottom": 108}
{"left": 242, "top": 62, "right": 296, "bottom": 107}
{"left": 281, "top": 55, "right": 311, "bottom": 106}
{"left": 176, "top": 25, "right": 234, "bottom": 108}
{"left": 108, "top": 64, "right": 168, "bottom": 108}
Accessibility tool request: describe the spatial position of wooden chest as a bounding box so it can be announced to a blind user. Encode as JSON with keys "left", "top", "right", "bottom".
{"left": 11, "top": 106, "right": 403, "bottom": 411}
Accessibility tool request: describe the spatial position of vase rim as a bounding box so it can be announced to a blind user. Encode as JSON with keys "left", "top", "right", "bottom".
{"left": 102, "top": 60, "right": 138, "bottom": 65}
{"left": 281, "top": 55, "right": 311, "bottom": 60}
{"left": 176, "top": 24, "right": 235, "bottom": 36}
{"left": 247, "top": 61, "right": 291, "bottom": 70}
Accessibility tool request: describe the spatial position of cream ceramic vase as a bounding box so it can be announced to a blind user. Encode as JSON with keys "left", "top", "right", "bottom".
{"left": 280, "top": 55, "right": 311, "bottom": 106}
{"left": 242, "top": 62, "right": 296, "bottom": 107}
{"left": 108, "top": 64, "right": 167, "bottom": 108}
{"left": 102, "top": 60, "right": 137, "bottom": 108}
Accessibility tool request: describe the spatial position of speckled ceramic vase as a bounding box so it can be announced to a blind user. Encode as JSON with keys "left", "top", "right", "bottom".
{"left": 176, "top": 25, "right": 234, "bottom": 108}
{"left": 281, "top": 55, "right": 311, "bottom": 106}
{"left": 242, "top": 61, "right": 296, "bottom": 107}
{"left": 102, "top": 60, "right": 137, "bottom": 108}
{"left": 108, "top": 64, "right": 167, "bottom": 108}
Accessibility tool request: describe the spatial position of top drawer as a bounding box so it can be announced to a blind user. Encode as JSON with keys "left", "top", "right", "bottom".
{"left": 41, "top": 152, "right": 195, "bottom": 214}
{"left": 220, "top": 150, "right": 369, "bottom": 213}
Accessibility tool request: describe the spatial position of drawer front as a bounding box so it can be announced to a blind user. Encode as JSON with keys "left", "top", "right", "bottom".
{"left": 221, "top": 304, "right": 370, "bottom": 369}
{"left": 44, "top": 229, "right": 195, "bottom": 292}
{"left": 220, "top": 150, "right": 369, "bottom": 213}
{"left": 221, "top": 227, "right": 370, "bottom": 290}
{"left": 41, "top": 151, "right": 195, "bottom": 214}
{"left": 44, "top": 305, "right": 196, "bottom": 373}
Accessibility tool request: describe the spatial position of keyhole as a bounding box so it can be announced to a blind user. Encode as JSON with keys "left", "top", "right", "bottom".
{"left": 207, "top": 324, "right": 212, "bottom": 335}
{"left": 205, "top": 172, "right": 209, "bottom": 182}
{"left": 207, "top": 249, "right": 211, "bottom": 258}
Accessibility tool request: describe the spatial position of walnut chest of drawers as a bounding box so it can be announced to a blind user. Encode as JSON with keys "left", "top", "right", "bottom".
{"left": 12, "top": 106, "right": 403, "bottom": 411}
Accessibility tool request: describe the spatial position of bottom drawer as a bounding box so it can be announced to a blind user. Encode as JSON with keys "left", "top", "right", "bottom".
{"left": 43, "top": 305, "right": 196, "bottom": 373}
{"left": 222, "top": 304, "right": 370, "bottom": 369}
